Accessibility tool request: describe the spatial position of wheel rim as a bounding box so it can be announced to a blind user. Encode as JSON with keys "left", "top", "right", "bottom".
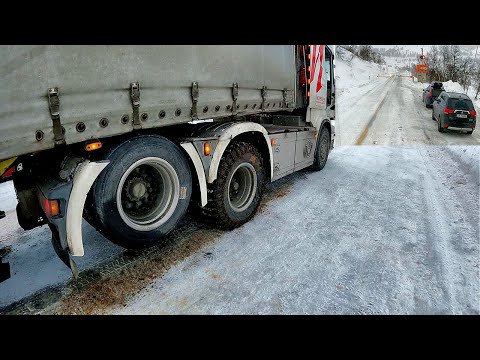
{"left": 116, "top": 157, "right": 180, "bottom": 232}
{"left": 320, "top": 131, "right": 329, "bottom": 162}
{"left": 227, "top": 163, "right": 257, "bottom": 212}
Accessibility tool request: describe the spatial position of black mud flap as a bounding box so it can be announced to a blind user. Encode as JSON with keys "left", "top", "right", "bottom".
{"left": 0, "top": 246, "right": 11, "bottom": 283}
{"left": 49, "top": 224, "right": 78, "bottom": 280}
{"left": 38, "top": 164, "right": 80, "bottom": 280}
{"left": 0, "top": 260, "right": 10, "bottom": 283}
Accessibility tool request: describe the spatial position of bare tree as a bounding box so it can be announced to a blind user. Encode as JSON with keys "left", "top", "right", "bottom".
{"left": 427, "top": 46, "right": 441, "bottom": 81}
{"left": 458, "top": 56, "right": 474, "bottom": 92}
{"left": 472, "top": 60, "right": 480, "bottom": 99}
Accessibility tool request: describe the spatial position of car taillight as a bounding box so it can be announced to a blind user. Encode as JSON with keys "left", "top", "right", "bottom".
{"left": 469, "top": 110, "right": 477, "bottom": 116}
{"left": 443, "top": 108, "right": 455, "bottom": 114}
{"left": 428, "top": 90, "right": 432, "bottom": 97}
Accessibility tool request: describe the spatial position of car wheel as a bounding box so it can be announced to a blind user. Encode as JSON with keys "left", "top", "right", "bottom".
{"left": 467, "top": 130, "right": 474, "bottom": 135}
{"left": 437, "top": 117, "right": 444, "bottom": 133}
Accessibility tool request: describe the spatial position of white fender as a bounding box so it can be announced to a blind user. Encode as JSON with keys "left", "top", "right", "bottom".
{"left": 66, "top": 160, "right": 109, "bottom": 256}
{"left": 180, "top": 142, "right": 208, "bottom": 207}
{"left": 207, "top": 122, "right": 273, "bottom": 184}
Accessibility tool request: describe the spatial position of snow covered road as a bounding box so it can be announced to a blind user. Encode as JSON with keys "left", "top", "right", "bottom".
{"left": 1, "top": 144, "right": 478, "bottom": 314}
{"left": 108, "top": 146, "right": 479, "bottom": 314}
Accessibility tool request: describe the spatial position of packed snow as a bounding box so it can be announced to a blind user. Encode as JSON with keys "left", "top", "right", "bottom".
{"left": 0, "top": 181, "right": 17, "bottom": 213}
{"left": 109, "top": 146, "right": 479, "bottom": 315}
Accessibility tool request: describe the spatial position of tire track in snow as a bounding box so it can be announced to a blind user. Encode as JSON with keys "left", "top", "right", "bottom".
{"left": 417, "top": 146, "right": 463, "bottom": 314}
{"left": 355, "top": 78, "right": 395, "bottom": 145}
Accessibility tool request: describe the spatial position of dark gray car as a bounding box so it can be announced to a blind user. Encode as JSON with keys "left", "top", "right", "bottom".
{"left": 422, "top": 82, "right": 444, "bottom": 108}
{"left": 432, "top": 91, "right": 476, "bottom": 134}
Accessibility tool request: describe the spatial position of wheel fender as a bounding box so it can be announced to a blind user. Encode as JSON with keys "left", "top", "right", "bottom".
{"left": 180, "top": 142, "right": 208, "bottom": 207}
{"left": 36, "top": 158, "right": 109, "bottom": 279}
{"left": 316, "top": 118, "right": 333, "bottom": 144}
{"left": 66, "top": 160, "right": 110, "bottom": 256}
{"left": 207, "top": 122, "right": 273, "bottom": 184}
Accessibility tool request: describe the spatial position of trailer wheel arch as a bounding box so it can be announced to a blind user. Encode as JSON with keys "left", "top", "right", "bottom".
{"left": 207, "top": 122, "right": 273, "bottom": 184}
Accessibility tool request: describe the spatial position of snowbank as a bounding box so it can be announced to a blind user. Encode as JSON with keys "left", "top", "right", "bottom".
{"left": 335, "top": 47, "right": 385, "bottom": 96}
{"left": 445, "top": 146, "right": 480, "bottom": 185}
{"left": 0, "top": 181, "right": 16, "bottom": 213}
{"left": 442, "top": 80, "right": 466, "bottom": 93}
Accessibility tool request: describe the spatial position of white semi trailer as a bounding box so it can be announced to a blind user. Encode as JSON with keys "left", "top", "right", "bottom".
{"left": 0, "top": 45, "right": 335, "bottom": 282}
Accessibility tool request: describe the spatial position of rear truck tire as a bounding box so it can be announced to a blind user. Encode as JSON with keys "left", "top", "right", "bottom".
{"left": 311, "top": 126, "right": 330, "bottom": 171}
{"left": 201, "top": 141, "right": 265, "bottom": 230}
{"left": 90, "top": 135, "right": 192, "bottom": 249}
{"left": 16, "top": 203, "right": 41, "bottom": 230}
{"left": 83, "top": 189, "right": 107, "bottom": 235}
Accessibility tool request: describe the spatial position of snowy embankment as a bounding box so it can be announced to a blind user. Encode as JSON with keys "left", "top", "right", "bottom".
{"left": 0, "top": 181, "right": 16, "bottom": 213}
{"left": 446, "top": 146, "right": 480, "bottom": 185}
{"left": 335, "top": 47, "right": 386, "bottom": 96}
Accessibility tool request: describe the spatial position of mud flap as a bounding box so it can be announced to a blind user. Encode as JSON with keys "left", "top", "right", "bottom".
{"left": 38, "top": 159, "right": 109, "bottom": 280}
{"left": 0, "top": 246, "right": 12, "bottom": 283}
{"left": 50, "top": 224, "right": 78, "bottom": 279}
{"left": 0, "top": 259, "right": 10, "bottom": 283}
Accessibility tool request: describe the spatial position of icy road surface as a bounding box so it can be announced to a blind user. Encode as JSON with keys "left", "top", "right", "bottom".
{"left": 108, "top": 145, "right": 479, "bottom": 314}
{"left": 1, "top": 145, "right": 478, "bottom": 314}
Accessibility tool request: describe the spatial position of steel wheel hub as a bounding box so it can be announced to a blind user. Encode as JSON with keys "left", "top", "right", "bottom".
{"left": 227, "top": 163, "right": 257, "bottom": 213}
{"left": 116, "top": 157, "right": 180, "bottom": 232}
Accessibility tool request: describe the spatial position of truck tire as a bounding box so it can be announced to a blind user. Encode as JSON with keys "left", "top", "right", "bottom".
{"left": 90, "top": 135, "right": 192, "bottom": 248}
{"left": 16, "top": 203, "right": 41, "bottom": 230}
{"left": 83, "top": 190, "right": 108, "bottom": 235}
{"left": 201, "top": 141, "right": 265, "bottom": 230}
{"left": 311, "top": 126, "right": 330, "bottom": 171}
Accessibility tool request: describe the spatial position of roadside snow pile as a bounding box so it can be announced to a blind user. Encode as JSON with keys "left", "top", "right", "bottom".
{"left": 409, "top": 79, "right": 465, "bottom": 93}
{"left": 442, "top": 80, "right": 465, "bottom": 93}
{"left": 0, "top": 181, "right": 16, "bottom": 213}
{"left": 446, "top": 146, "right": 480, "bottom": 185}
{"left": 335, "top": 47, "right": 385, "bottom": 95}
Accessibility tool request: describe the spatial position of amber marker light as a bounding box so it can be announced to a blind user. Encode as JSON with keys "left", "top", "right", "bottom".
{"left": 85, "top": 141, "right": 102, "bottom": 151}
{"left": 204, "top": 142, "right": 211, "bottom": 156}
